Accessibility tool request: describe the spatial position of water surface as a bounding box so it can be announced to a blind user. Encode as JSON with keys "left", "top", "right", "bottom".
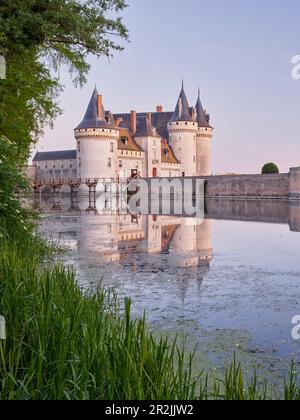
{"left": 38, "top": 195, "right": 300, "bottom": 384}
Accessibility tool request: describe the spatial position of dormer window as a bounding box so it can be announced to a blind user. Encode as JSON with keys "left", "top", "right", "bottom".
{"left": 164, "top": 149, "right": 169, "bottom": 157}
{"left": 121, "top": 136, "right": 128, "bottom": 146}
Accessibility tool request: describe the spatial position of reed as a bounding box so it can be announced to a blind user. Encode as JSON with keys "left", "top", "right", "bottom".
{"left": 0, "top": 238, "right": 299, "bottom": 400}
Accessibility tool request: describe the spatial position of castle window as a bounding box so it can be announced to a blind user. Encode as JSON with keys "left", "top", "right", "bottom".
{"left": 110, "top": 142, "right": 114, "bottom": 153}
{"left": 121, "top": 136, "right": 128, "bottom": 146}
{"left": 77, "top": 142, "right": 80, "bottom": 153}
{"left": 119, "top": 160, "right": 123, "bottom": 168}
{"left": 193, "top": 156, "right": 196, "bottom": 163}
{"left": 164, "top": 149, "right": 168, "bottom": 157}
{"left": 107, "top": 158, "right": 112, "bottom": 168}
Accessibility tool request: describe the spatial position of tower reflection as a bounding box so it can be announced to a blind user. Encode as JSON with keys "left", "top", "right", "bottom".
{"left": 37, "top": 194, "right": 214, "bottom": 295}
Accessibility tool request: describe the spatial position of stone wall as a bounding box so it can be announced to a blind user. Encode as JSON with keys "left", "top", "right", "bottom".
{"left": 136, "top": 168, "right": 300, "bottom": 200}
{"left": 204, "top": 173, "right": 290, "bottom": 199}
{"left": 289, "top": 167, "right": 300, "bottom": 200}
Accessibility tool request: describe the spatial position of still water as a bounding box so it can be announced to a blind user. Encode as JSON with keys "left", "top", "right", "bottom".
{"left": 38, "top": 194, "right": 300, "bottom": 382}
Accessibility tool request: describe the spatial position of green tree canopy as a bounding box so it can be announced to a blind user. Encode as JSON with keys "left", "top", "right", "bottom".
{"left": 262, "top": 162, "right": 280, "bottom": 174}
{"left": 0, "top": 0, "right": 128, "bottom": 238}
{"left": 0, "top": 0, "right": 128, "bottom": 84}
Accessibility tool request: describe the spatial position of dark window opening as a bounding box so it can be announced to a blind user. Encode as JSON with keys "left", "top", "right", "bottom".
{"left": 121, "top": 137, "right": 128, "bottom": 146}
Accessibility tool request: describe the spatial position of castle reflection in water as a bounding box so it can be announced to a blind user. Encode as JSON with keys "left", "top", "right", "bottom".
{"left": 36, "top": 194, "right": 300, "bottom": 283}
{"left": 36, "top": 194, "right": 213, "bottom": 285}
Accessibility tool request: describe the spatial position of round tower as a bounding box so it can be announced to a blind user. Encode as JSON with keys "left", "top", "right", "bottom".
{"left": 195, "top": 90, "right": 213, "bottom": 176}
{"left": 168, "top": 83, "right": 198, "bottom": 177}
{"left": 74, "top": 88, "right": 119, "bottom": 180}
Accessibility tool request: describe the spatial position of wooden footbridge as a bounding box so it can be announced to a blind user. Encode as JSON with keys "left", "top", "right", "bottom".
{"left": 33, "top": 177, "right": 134, "bottom": 194}
{"left": 33, "top": 170, "right": 142, "bottom": 194}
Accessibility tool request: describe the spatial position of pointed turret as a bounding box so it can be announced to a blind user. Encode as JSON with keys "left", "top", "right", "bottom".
{"left": 170, "top": 81, "right": 194, "bottom": 122}
{"left": 74, "top": 87, "right": 119, "bottom": 181}
{"left": 195, "top": 89, "right": 211, "bottom": 128}
{"left": 195, "top": 88, "right": 213, "bottom": 176}
{"left": 76, "top": 88, "right": 115, "bottom": 130}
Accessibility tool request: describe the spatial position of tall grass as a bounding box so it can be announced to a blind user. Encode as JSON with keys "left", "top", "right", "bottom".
{"left": 0, "top": 238, "right": 299, "bottom": 400}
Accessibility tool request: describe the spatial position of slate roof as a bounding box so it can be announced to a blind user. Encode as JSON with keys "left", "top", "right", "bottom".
{"left": 195, "top": 89, "right": 212, "bottom": 128}
{"left": 135, "top": 116, "right": 161, "bottom": 138}
{"left": 33, "top": 150, "right": 77, "bottom": 162}
{"left": 170, "top": 83, "right": 195, "bottom": 123}
{"left": 113, "top": 88, "right": 212, "bottom": 139}
{"left": 75, "top": 88, "right": 116, "bottom": 130}
{"left": 114, "top": 112, "right": 173, "bottom": 140}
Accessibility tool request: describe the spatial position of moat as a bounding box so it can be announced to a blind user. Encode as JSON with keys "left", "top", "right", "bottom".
{"left": 37, "top": 195, "right": 300, "bottom": 387}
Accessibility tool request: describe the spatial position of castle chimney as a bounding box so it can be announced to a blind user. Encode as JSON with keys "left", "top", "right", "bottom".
{"left": 156, "top": 105, "right": 163, "bottom": 113}
{"left": 192, "top": 107, "right": 197, "bottom": 121}
{"left": 130, "top": 110, "right": 137, "bottom": 134}
{"left": 116, "top": 117, "right": 123, "bottom": 127}
{"left": 97, "top": 95, "right": 103, "bottom": 119}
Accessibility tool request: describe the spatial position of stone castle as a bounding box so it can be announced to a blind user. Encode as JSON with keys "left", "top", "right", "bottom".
{"left": 33, "top": 83, "right": 213, "bottom": 181}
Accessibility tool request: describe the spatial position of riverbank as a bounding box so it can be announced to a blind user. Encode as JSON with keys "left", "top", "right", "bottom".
{"left": 0, "top": 235, "right": 299, "bottom": 400}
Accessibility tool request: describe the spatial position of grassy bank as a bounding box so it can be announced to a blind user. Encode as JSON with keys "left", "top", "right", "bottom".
{"left": 0, "top": 238, "right": 299, "bottom": 400}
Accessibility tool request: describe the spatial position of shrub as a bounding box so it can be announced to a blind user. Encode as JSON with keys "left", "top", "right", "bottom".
{"left": 262, "top": 163, "right": 279, "bottom": 174}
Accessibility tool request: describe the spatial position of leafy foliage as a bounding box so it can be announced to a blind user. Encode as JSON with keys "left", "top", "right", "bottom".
{"left": 0, "top": 0, "right": 128, "bottom": 238}
{"left": 262, "top": 163, "right": 280, "bottom": 174}
{"left": 0, "top": 135, "right": 33, "bottom": 239}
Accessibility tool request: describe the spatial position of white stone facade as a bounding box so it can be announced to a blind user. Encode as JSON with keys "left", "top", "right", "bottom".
{"left": 33, "top": 85, "right": 213, "bottom": 182}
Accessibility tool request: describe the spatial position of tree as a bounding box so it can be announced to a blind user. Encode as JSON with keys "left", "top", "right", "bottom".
{"left": 0, "top": 0, "right": 128, "bottom": 238}
{"left": 262, "top": 163, "right": 279, "bottom": 174}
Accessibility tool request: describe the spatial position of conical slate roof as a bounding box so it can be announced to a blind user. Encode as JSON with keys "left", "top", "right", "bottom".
{"left": 195, "top": 89, "right": 211, "bottom": 128}
{"left": 170, "top": 82, "right": 194, "bottom": 122}
{"left": 75, "top": 88, "right": 115, "bottom": 130}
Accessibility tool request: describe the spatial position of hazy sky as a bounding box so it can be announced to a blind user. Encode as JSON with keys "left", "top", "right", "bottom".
{"left": 34, "top": 0, "right": 300, "bottom": 174}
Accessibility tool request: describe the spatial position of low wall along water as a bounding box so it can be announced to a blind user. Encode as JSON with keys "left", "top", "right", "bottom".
{"left": 29, "top": 166, "right": 300, "bottom": 200}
